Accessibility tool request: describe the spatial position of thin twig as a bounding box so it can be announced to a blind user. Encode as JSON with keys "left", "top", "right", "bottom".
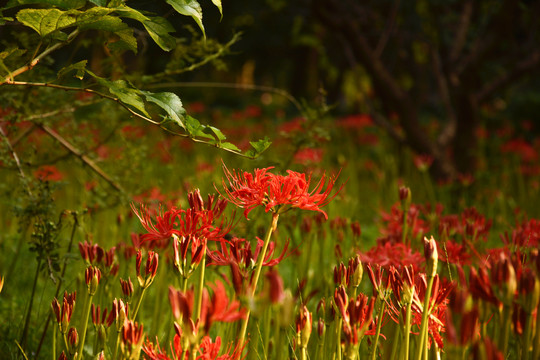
{"left": 0, "top": 123, "right": 33, "bottom": 196}
{"left": 147, "top": 32, "right": 242, "bottom": 81}
{"left": 3, "top": 81, "right": 161, "bottom": 125}
{"left": 0, "top": 30, "right": 79, "bottom": 85}
{"left": 431, "top": 48, "right": 457, "bottom": 149}
{"left": 38, "top": 124, "right": 127, "bottom": 194}
{"left": 374, "top": 0, "right": 401, "bottom": 58}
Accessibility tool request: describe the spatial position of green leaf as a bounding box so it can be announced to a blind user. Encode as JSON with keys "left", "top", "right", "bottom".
{"left": 96, "top": 78, "right": 149, "bottom": 116}
{"left": 6, "top": 0, "right": 86, "bottom": 10}
{"left": 141, "top": 91, "right": 185, "bottom": 128}
{"left": 245, "top": 137, "right": 271, "bottom": 158}
{"left": 57, "top": 60, "right": 87, "bottom": 79}
{"left": 16, "top": 9, "right": 78, "bottom": 37}
{"left": 114, "top": 6, "right": 176, "bottom": 51}
{"left": 88, "top": 0, "right": 108, "bottom": 6}
{"left": 184, "top": 116, "right": 213, "bottom": 139}
{"left": 211, "top": 0, "right": 223, "bottom": 19}
{"left": 15, "top": 7, "right": 137, "bottom": 52}
{"left": 166, "top": 0, "right": 205, "bottom": 38}
{"left": 203, "top": 126, "right": 227, "bottom": 144}
{"left": 141, "top": 16, "right": 176, "bottom": 51}
{"left": 220, "top": 142, "right": 241, "bottom": 152}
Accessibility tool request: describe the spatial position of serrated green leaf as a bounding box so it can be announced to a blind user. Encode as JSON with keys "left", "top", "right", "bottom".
{"left": 114, "top": 6, "right": 176, "bottom": 51}
{"left": 211, "top": 0, "right": 223, "bottom": 19}
{"left": 16, "top": 9, "right": 78, "bottom": 37}
{"left": 15, "top": 7, "right": 137, "bottom": 52}
{"left": 185, "top": 115, "right": 203, "bottom": 136}
{"left": 203, "top": 126, "right": 226, "bottom": 143}
{"left": 141, "top": 17, "right": 176, "bottom": 51}
{"left": 166, "top": 0, "right": 205, "bottom": 38}
{"left": 141, "top": 91, "right": 185, "bottom": 128}
{"left": 57, "top": 60, "right": 87, "bottom": 79}
{"left": 245, "top": 137, "right": 271, "bottom": 157}
{"left": 97, "top": 78, "right": 149, "bottom": 116}
{"left": 184, "top": 116, "right": 213, "bottom": 139}
{"left": 220, "top": 142, "right": 241, "bottom": 152}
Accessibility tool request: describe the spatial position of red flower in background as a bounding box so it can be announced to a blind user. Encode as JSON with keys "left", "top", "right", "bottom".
{"left": 34, "top": 165, "right": 64, "bottom": 181}
{"left": 293, "top": 148, "right": 324, "bottom": 165}
{"left": 360, "top": 242, "right": 424, "bottom": 271}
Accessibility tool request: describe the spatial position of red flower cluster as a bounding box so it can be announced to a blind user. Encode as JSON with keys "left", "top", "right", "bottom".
{"left": 221, "top": 164, "right": 342, "bottom": 219}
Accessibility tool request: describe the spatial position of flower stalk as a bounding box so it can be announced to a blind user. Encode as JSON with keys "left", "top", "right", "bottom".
{"left": 238, "top": 212, "right": 280, "bottom": 349}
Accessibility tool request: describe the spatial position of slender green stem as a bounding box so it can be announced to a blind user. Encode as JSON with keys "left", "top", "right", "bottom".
{"left": 131, "top": 287, "right": 147, "bottom": 320}
{"left": 389, "top": 325, "right": 400, "bottom": 360}
{"left": 112, "top": 330, "right": 122, "bottom": 360}
{"left": 194, "top": 246, "right": 207, "bottom": 322}
{"left": 500, "top": 304, "right": 512, "bottom": 356}
{"left": 370, "top": 301, "right": 386, "bottom": 360}
{"left": 36, "top": 212, "right": 79, "bottom": 359}
{"left": 52, "top": 323, "right": 57, "bottom": 360}
{"left": 401, "top": 206, "right": 409, "bottom": 246}
{"left": 300, "top": 346, "right": 307, "bottom": 360}
{"left": 415, "top": 274, "right": 435, "bottom": 360}
{"left": 522, "top": 311, "right": 533, "bottom": 359}
{"left": 238, "top": 213, "right": 280, "bottom": 350}
{"left": 336, "top": 318, "right": 343, "bottom": 360}
{"left": 77, "top": 292, "right": 94, "bottom": 360}
{"left": 403, "top": 299, "right": 413, "bottom": 360}
{"left": 20, "top": 260, "right": 41, "bottom": 350}
{"left": 532, "top": 304, "right": 540, "bottom": 360}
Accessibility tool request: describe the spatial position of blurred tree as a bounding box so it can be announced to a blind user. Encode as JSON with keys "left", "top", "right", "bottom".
{"left": 309, "top": 0, "right": 540, "bottom": 179}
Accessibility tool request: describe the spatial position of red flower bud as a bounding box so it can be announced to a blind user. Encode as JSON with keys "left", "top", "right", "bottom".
{"left": 424, "top": 236, "right": 438, "bottom": 277}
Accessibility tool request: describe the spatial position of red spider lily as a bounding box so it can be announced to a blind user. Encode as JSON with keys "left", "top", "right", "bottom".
{"left": 78, "top": 240, "right": 118, "bottom": 276}
{"left": 51, "top": 291, "right": 76, "bottom": 333}
{"left": 220, "top": 166, "right": 273, "bottom": 218}
{"left": 445, "top": 289, "right": 480, "bottom": 346}
{"left": 122, "top": 320, "right": 145, "bottom": 356}
{"left": 34, "top": 165, "right": 64, "bottom": 181}
{"left": 293, "top": 148, "right": 324, "bottom": 165}
{"left": 366, "top": 264, "right": 391, "bottom": 300}
{"left": 412, "top": 275, "right": 453, "bottom": 348}
{"left": 91, "top": 304, "right": 115, "bottom": 328}
{"left": 131, "top": 204, "right": 182, "bottom": 245}
{"left": 136, "top": 250, "right": 159, "bottom": 288}
{"left": 168, "top": 280, "right": 245, "bottom": 335}
{"left": 413, "top": 154, "right": 434, "bottom": 171}
{"left": 424, "top": 236, "right": 438, "bottom": 276}
{"left": 469, "top": 267, "right": 502, "bottom": 308}
{"left": 264, "top": 268, "right": 285, "bottom": 304}
{"left": 111, "top": 298, "right": 128, "bottom": 331}
{"left": 296, "top": 305, "right": 313, "bottom": 349}
{"left": 334, "top": 286, "right": 376, "bottom": 346}
{"left": 67, "top": 327, "right": 78, "bottom": 350}
{"left": 188, "top": 189, "right": 228, "bottom": 219}
{"left": 85, "top": 266, "right": 101, "bottom": 295}
{"left": 173, "top": 234, "right": 206, "bottom": 278}
{"left": 207, "top": 236, "right": 290, "bottom": 295}
{"left": 143, "top": 334, "right": 183, "bottom": 360}
{"left": 437, "top": 240, "right": 471, "bottom": 266}
{"left": 132, "top": 192, "right": 231, "bottom": 249}
{"left": 120, "top": 277, "right": 134, "bottom": 299}
{"left": 221, "top": 164, "right": 342, "bottom": 219}
{"left": 334, "top": 255, "right": 363, "bottom": 290}
{"left": 378, "top": 203, "right": 429, "bottom": 244}
{"left": 361, "top": 242, "right": 424, "bottom": 272}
